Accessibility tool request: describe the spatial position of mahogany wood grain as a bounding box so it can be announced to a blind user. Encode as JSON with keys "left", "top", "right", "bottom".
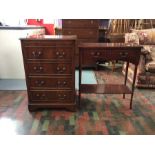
{"left": 79, "top": 43, "right": 142, "bottom": 109}
{"left": 62, "top": 19, "right": 99, "bottom": 67}
{"left": 80, "top": 84, "right": 131, "bottom": 94}
{"left": 20, "top": 35, "right": 77, "bottom": 111}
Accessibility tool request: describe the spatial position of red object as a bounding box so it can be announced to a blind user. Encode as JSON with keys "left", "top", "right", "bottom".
{"left": 27, "top": 19, "right": 55, "bottom": 35}
{"left": 43, "top": 24, "right": 55, "bottom": 35}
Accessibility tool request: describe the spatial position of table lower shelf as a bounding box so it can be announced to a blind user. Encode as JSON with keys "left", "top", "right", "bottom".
{"left": 80, "top": 84, "right": 131, "bottom": 94}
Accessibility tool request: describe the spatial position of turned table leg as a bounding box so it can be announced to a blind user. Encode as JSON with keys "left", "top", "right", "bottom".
{"left": 79, "top": 49, "right": 82, "bottom": 108}
{"left": 130, "top": 65, "right": 138, "bottom": 109}
{"left": 123, "top": 61, "right": 129, "bottom": 99}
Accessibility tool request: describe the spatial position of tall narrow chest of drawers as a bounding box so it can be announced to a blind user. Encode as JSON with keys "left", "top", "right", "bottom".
{"left": 20, "top": 35, "right": 77, "bottom": 111}
{"left": 62, "top": 19, "right": 99, "bottom": 67}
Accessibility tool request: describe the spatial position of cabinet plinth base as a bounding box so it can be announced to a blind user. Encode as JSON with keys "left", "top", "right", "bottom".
{"left": 28, "top": 104, "right": 77, "bottom": 112}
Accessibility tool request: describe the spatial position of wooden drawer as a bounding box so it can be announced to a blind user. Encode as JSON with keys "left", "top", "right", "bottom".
{"left": 105, "top": 49, "right": 140, "bottom": 64}
{"left": 29, "top": 90, "right": 74, "bottom": 103}
{"left": 22, "top": 40, "right": 74, "bottom": 47}
{"left": 82, "top": 49, "right": 140, "bottom": 65}
{"left": 27, "top": 62, "right": 72, "bottom": 75}
{"left": 28, "top": 76, "right": 73, "bottom": 89}
{"left": 62, "top": 19, "right": 99, "bottom": 28}
{"left": 24, "top": 46, "right": 73, "bottom": 61}
{"left": 82, "top": 49, "right": 106, "bottom": 66}
{"left": 62, "top": 29, "right": 98, "bottom": 39}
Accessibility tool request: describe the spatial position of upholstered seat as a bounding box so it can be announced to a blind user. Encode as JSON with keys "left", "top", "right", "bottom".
{"left": 123, "top": 29, "right": 155, "bottom": 88}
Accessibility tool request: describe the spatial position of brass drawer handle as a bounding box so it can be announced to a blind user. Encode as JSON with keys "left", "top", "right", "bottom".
{"left": 35, "top": 80, "right": 45, "bottom": 86}
{"left": 56, "top": 52, "right": 65, "bottom": 58}
{"left": 57, "top": 81, "right": 67, "bottom": 85}
{"left": 32, "top": 51, "right": 42, "bottom": 57}
{"left": 91, "top": 52, "right": 100, "bottom": 57}
{"left": 33, "top": 66, "right": 44, "bottom": 72}
{"left": 57, "top": 81, "right": 67, "bottom": 87}
{"left": 120, "top": 52, "right": 128, "bottom": 58}
{"left": 58, "top": 94, "right": 66, "bottom": 100}
{"left": 56, "top": 67, "right": 66, "bottom": 73}
{"left": 35, "top": 93, "right": 47, "bottom": 99}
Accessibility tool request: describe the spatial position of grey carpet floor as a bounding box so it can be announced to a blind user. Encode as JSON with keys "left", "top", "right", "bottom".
{"left": 0, "top": 79, "right": 27, "bottom": 90}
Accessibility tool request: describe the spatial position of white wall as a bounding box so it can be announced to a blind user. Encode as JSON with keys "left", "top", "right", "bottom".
{"left": 0, "top": 28, "right": 45, "bottom": 79}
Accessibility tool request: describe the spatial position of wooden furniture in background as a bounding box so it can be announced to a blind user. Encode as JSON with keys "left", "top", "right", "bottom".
{"left": 79, "top": 43, "right": 142, "bottom": 109}
{"left": 20, "top": 35, "right": 77, "bottom": 111}
{"left": 62, "top": 19, "right": 99, "bottom": 67}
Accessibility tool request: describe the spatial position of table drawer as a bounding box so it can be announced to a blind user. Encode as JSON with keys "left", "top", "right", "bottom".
{"left": 29, "top": 90, "right": 74, "bottom": 103}
{"left": 104, "top": 50, "right": 140, "bottom": 63}
{"left": 28, "top": 76, "right": 73, "bottom": 89}
{"left": 24, "top": 46, "right": 73, "bottom": 60}
{"left": 27, "top": 62, "right": 72, "bottom": 75}
{"left": 62, "top": 19, "right": 99, "bottom": 28}
{"left": 82, "top": 49, "right": 140, "bottom": 64}
{"left": 82, "top": 49, "right": 106, "bottom": 65}
{"left": 63, "top": 29, "right": 98, "bottom": 39}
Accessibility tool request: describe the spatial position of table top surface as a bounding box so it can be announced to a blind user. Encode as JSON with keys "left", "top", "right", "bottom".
{"left": 78, "top": 43, "right": 143, "bottom": 48}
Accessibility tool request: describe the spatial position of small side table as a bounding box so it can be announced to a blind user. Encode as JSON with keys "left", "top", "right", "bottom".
{"left": 79, "top": 43, "right": 142, "bottom": 109}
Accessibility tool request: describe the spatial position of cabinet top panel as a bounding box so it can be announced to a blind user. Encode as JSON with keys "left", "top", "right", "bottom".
{"left": 20, "top": 35, "right": 77, "bottom": 40}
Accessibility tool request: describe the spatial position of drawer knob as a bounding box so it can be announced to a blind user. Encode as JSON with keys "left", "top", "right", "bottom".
{"left": 33, "top": 66, "right": 37, "bottom": 70}
{"left": 62, "top": 67, "right": 66, "bottom": 71}
{"left": 41, "top": 94, "right": 46, "bottom": 97}
{"left": 90, "top": 20, "right": 94, "bottom": 24}
{"left": 56, "top": 52, "right": 59, "bottom": 55}
{"left": 91, "top": 52, "right": 95, "bottom": 55}
{"left": 41, "top": 81, "right": 45, "bottom": 84}
{"left": 62, "top": 52, "right": 65, "bottom": 55}
{"left": 120, "top": 52, "right": 128, "bottom": 57}
{"left": 56, "top": 67, "right": 60, "bottom": 71}
{"left": 63, "top": 81, "right": 67, "bottom": 85}
{"left": 57, "top": 81, "right": 61, "bottom": 85}
{"left": 39, "top": 67, "right": 43, "bottom": 70}
{"left": 41, "top": 94, "right": 46, "bottom": 99}
{"left": 96, "top": 52, "right": 100, "bottom": 56}
{"left": 36, "top": 93, "right": 40, "bottom": 97}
